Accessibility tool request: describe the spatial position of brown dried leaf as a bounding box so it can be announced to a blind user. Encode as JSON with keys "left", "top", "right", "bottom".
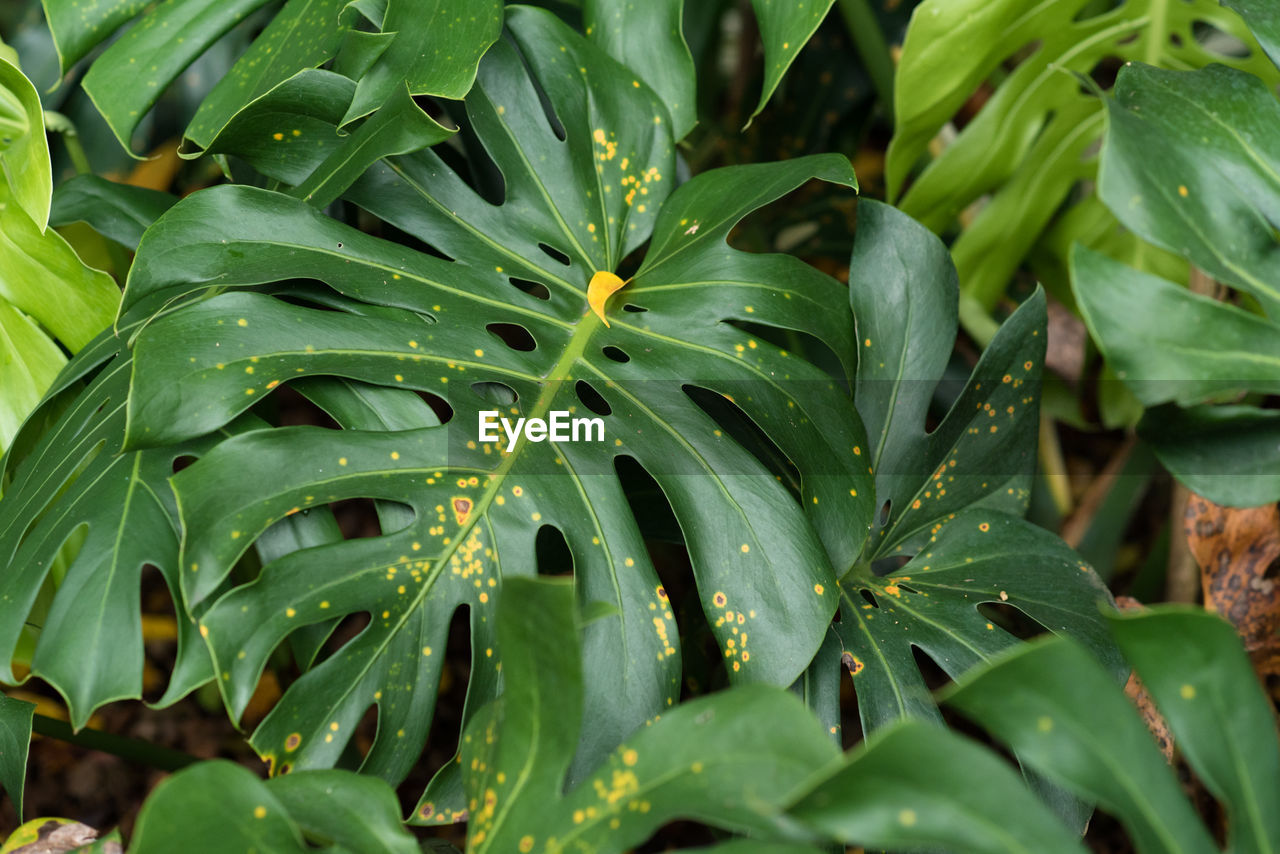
{"left": 1184, "top": 495, "right": 1280, "bottom": 651}
{"left": 1116, "top": 596, "right": 1174, "bottom": 761}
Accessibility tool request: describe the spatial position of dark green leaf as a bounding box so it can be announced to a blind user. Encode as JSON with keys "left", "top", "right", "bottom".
{"left": 112, "top": 7, "right": 866, "bottom": 810}
{"left": 747, "top": 0, "right": 837, "bottom": 123}
{"left": 584, "top": 0, "right": 696, "bottom": 139}
{"left": 80, "top": 0, "right": 275, "bottom": 151}
{"left": 340, "top": 0, "right": 502, "bottom": 123}
{"left": 789, "top": 719, "right": 1087, "bottom": 854}
{"left": 0, "top": 695, "right": 33, "bottom": 818}
{"left": 182, "top": 0, "right": 350, "bottom": 154}
{"left": 290, "top": 83, "right": 452, "bottom": 208}
{"left": 1072, "top": 245, "right": 1280, "bottom": 406}
{"left": 1139, "top": 405, "right": 1280, "bottom": 507}
{"left": 1110, "top": 608, "right": 1280, "bottom": 854}
{"left": 1099, "top": 62, "right": 1280, "bottom": 318}
{"left": 1222, "top": 0, "right": 1280, "bottom": 74}
{"left": 458, "top": 576, "right": 841, "bottom": 852}
{"left": 128, "top": 761, "right": 418, "bottom": 853}
{"left": 0, "top": 334, "right": 224, "bottom": 727}
{"left": 49, "top": 175, "right": 178, "bottom": 251}
{"left": 945, "top": 632, "right": 1217, "bottom": 854}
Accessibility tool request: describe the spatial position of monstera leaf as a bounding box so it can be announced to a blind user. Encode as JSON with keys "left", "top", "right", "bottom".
{"left": 452, "top": 576, "right": 841, "bottom": 850}
{"left": 41, "top": 0, "right": 501, "bottom": 152}
{"left": 887, "top": 0, "right": 1279, "bottom": 336}
{"left": 1073, "top": 55, "right": 1280, "bottom": 505}
{"left": 831, "top": 201, "right": 1119, "bottom": 734}
{"left": 73, "top": 6, "right": 873, "bottom": 815}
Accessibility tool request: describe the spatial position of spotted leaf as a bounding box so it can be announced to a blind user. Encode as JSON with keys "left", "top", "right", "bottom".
{"left": 106, "top": 6, "right": 870, "bottom": 816}
{"left": 455, "top": 576, "right": 840, "bottom": 853}
{"left": 824, "top": 200, "right": 1118, "bottom": 736}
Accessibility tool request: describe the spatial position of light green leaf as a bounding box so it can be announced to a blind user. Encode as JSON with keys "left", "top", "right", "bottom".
{"left": 0, "top": 56, "right": 51, "bottom": 229}
{"left": 0, "top": 302, "right": 64, "bottom": 453}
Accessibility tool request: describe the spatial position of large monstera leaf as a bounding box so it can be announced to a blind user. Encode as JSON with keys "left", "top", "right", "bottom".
{"left": 116, "top": 7, "right": 873, "bottom": 813}
{"left": 829, "top": 201, "right": 1119, "bottom": 734}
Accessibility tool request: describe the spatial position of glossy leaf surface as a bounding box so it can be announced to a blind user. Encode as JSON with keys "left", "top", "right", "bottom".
{"left": 128, "top": 761, "right": 417, "bottom": 853}
{"left": 836, "top": 201, "right": 1117, "bottom": 733}
{"left": 109, "top": 7, "right": 869, "bottom": 812}
{"left": 0, "top": 696, "right": 32, "bottom": 818}
{"left": 456, "top": 576, "right": 841, "bottom": 851}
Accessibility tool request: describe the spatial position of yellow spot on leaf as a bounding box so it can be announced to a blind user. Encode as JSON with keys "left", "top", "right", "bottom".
{"left": 254, "top": 806, "right": 267, "bottom": 818}
{"left": 1181, "top": 683, "right": 1196, "bottom": 699}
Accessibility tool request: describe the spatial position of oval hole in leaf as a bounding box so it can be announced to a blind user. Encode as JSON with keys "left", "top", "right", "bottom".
{"left": 621, "top": 303, "right": 648, "bottom": 313}
{"left": 574, "top": 380, "right": 611, "bottom": 417}
{"left": 538, "top": 243, "right": 571, "bottom": 266}
{"left": 470, "top": 381, "right": 518, "bottom": 407}
{"left": 509, "top": 276, "right": 551, "bottom": 300}
{"left": 416, "top": 391, "right": 454, "bottom": 424}
{"left": 858, "top": 588, "right": 879, "bottom": 609}
{"left": 485, "top": 322, "right": 536, "bottom": 352}
{"left": 416, "top": 605, "right": 473, "bottom": 784}
{"left": 682, "top": 383, "right": 800, "bottom": 494}
{"left": 330, "top": 498, "right": 386, "bottom": 540}
{"left": 534, "top": 524, "right": 573, "bottom": 577}
{"left": 171, "top": 454, "right": 198, "bottom": 474}
{"left": 601, "top": 345, "right": 630, "bottom": 363}
{"left": 977, "top": 601, "right": 1051, "bottom": 641}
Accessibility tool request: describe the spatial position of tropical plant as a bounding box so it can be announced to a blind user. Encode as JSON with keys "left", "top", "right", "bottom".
{"left": 790, "top": 606, "right": 1280, "bottom": 854}
{"left": 1071, "top": 2, "right": 1280, "bottom": 506}
{"left": 0, "top": 54, "right": 117, "bottom": 457}
{"left": 888, "top": 0, "right": 1279, "bottom": 350}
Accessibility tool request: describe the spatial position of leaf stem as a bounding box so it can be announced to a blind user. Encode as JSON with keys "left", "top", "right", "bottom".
{"left": 31, "top": 714, "right": 199, "bottom": 772}
{"left": 837, "top": 0, "right": 895, "bottom": 118}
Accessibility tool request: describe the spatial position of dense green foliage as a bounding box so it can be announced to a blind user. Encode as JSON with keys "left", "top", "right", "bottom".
{"left": 0, "top": 0, "right": 1277, "bottom": 851}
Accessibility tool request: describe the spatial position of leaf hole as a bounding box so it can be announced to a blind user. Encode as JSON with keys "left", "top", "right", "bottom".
{"left": 416, "top": 391, "right": 455, "bottom": 425}
{"left": 601, "top": 345, "right": 631, "bottom": 363}
{"left": 171, "top": 454, "right": 198, "bottom": 475}
{"left": 910, "top": 644, "right": 953, "bottom": 690}
{"left": 1193, "top": 19, "right": 1251, "bottom": 58}
{"left": 878, "top": 499, "right": 891, "bottom": 526}
{"left": 535, "top": 525, "right": 574, "bottom": 577}
{"left": 509, "top": 276, "right": 551, "bottom": 300}
{"left": 538, "top": 243, "right": 571, "bottom": 266}
{"left": 977, "top": 602, "right": 1050, "bottom": 641}
{"left": 485, "top": 322, "right": 537, "bottom": 352}
{"left": 574, "top": 380, "right": 612, "bottom": 417}
{"left": 621, "top": 303, "right": 648, "bottom": 313}
{"left": 858, "top": 588, "right": 879, "bottom": 608}
{"left": 683, "top": 384, "right": 801, "bottom": 495}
